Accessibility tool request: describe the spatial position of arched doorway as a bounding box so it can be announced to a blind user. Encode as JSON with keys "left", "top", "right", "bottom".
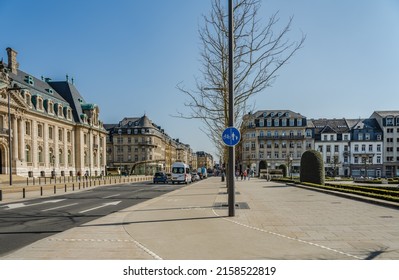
{"left": 258, "top": 160, "right": 267, "bottom": 177}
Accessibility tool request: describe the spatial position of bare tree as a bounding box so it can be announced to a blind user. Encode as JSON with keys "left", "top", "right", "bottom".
{"left": 176, "top": 0, "right": 305, "bottom": 160}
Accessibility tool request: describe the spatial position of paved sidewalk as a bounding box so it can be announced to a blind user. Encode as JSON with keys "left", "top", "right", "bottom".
{"left": 2, "top": 177, "right": 399, "bottom": 260}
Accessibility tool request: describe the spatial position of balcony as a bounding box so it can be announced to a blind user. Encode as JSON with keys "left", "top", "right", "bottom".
{"left": 258, "top": 135, "right": 305, "bottom": 140}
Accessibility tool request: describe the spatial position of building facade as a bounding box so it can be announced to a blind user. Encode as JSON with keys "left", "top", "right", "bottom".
{"left": 105, "top": 115, "right": 193, "bottom": 175}
{"left": 0, "top": 48, "right": 107, "bottom": 178}
{"left": 371, "top": 111, "right": 399, "bottom": 177}
{"left": 240, "top": 110, "right": 313, "bottom": 175}
{"left": 347, "top": 118, "right": 383, "bottom": 178}
{"left": 196, "top": 151, "right": 214, "bottom": 170}
{"left": 311, "top": 118, "right": 351, "bottom": 177}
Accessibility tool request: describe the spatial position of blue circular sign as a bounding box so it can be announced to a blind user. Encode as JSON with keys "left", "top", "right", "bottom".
{"left": 222, "top": 127, "right": 241, "bottom": 146}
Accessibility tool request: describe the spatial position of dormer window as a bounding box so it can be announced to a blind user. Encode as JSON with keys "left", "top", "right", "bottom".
{"left": 58, "top": 105, "right": 64, "bottom": 117}
{"left": 48, "top": 101, "right": 54, "bottom": 114}
{"left": 37, "top": 97, "right": 43, "bottom": 111}
{"left": 24, "top": 75, "right": 34, "bottom": 86}
{"left": 46, "top": 88, "right": 54, "bottom": 94}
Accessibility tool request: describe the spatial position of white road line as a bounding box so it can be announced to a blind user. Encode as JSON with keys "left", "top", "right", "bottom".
{"left": 79, "top": 201, "right": 121, "bottom": 214}
{"left": 41, "top": 203, "right": 79, "bottom": 212}
{"left": 103, "top": 194, "right": 121, "bottom": 199}
{"left": 4, "top": 199, "right": 66, "bottom": 210}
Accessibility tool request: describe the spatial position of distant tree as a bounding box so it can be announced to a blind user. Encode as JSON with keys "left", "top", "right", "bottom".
{"left": 176, "top": 0, "right": 305, "bottom": 160}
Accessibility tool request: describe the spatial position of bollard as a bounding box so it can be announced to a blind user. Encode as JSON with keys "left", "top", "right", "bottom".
{"left": 79, "top": 182, "right": 81, "bottom": 190}
{"left": 33, "top": 177, "right": 35, "bottom": 185}
{"left": 23, "top": 188, "right": 26, "bottom": 198}
{"left": 73, "top": 183, "right": 75, "bottom": 191}
{"left": 41, "top": 186, "right": 43, "bottom": 196}
{"left": 0, "top": 190, "right": 2, "bottom": 201}
{"left": 54, "top": 185, "right": 56, "bottom": 194}
{"left": 65, "top": 184, "right": 67, "bottom": 192}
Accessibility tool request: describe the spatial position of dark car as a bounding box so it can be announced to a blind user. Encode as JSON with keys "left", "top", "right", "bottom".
{"left": 153, "top": 172, "right": 168, "bottom": 184}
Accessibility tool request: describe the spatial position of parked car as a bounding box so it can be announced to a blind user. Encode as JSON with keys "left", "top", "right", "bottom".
{"left": 153, "top": 172, "right": 168, "bottom": 184}
{"left": 191, "top": 172, "right": 200, "bottom": 182}
{"left": 166, "top": 172, "right": 172, "bottom": 182}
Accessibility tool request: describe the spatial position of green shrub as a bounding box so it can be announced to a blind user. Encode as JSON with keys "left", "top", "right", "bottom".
{"left": 300, "top": 150, "right": 325, "bottom": 185}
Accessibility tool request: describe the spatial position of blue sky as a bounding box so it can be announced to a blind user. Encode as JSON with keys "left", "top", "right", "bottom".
{"left": 1, "top": 0, "right": 399, "bottom": 161}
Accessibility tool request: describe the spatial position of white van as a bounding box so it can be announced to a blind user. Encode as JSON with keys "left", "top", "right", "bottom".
{"left": 171, "top": 162, "right": 192, "bottom": 184}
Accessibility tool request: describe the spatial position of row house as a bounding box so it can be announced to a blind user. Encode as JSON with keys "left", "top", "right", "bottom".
{"left": 311, "top": 118, "right": 383, "bottom": 177}
{"left": 105, "top": 115, "right": 193, "bottom": 175}
{"left": 371, "top": 111, "right": 399, "bottom": 177}
{"left": 240, "top": 109, "right": 396, "bottom": 178}
{"left": 0, "top": 48, "right": 107, "bottom": 178}
{"left": 196, "top": 151, "right": 214, "bottom": 170}
{"left": 240, "top": 110, "right": 313, "bottom": 174}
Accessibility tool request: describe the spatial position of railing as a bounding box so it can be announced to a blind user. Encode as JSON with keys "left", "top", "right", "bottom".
{"left": 0, "top": 175, "right": 153, "bottom": 201}
{"left": 258, "top": 135, "right": 305, "bottom": 140}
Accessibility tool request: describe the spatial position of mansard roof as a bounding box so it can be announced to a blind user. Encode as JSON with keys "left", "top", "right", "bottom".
{"left": 311, "top": 118, "right": 350, "bottom": 134}
{"left": 372, "top": 111, "right": 399, "bottom": 118}
{"left": 250, "top": 110, "right": 306, "bottom": 119}
{"left": 346, "top": 118, "right": 382, "bottom": 132}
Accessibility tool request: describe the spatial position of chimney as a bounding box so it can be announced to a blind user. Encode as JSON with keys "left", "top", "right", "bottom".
{"left": 6, "top": 47, "right": 19, "bottom": 74}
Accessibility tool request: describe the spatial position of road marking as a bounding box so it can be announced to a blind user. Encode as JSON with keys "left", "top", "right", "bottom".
{"left": 3, "top": 199, "right": 66, "bottom": 210}
{"left": 41, "top": 203, "right": 79, "bottom": 212}
{"left": 79, "top": 201, "right": 121, "bottom": 214}
{"left": 103, "top": 194, "right": 121, "bottom": 199}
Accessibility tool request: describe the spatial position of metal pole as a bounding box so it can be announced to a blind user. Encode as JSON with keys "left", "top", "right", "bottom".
{"left": 7, "top": 89, "right": 12, "bottom": 186}
{"left": 228, "top": 0, "right": 235, "bottom": 217}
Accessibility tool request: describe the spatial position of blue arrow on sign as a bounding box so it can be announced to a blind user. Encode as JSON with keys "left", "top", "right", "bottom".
{"left": 222, "top": 127, "right": 241, "bottom": 146}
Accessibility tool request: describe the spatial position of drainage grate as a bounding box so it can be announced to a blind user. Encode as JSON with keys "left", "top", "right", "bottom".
{"left": 213, "top": 202, "right": 250, "bottom": 209}
{"left": 380, "top": 216, "right": 393, "bottom": 219}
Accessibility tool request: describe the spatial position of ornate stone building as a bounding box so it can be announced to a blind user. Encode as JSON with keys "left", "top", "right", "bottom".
{"left": 0, "top": 48, "right": 107, "bottom": 178}
{"left": 105, "top": 115, "right": 193, "bottom": 174}
{"left": 240, "top": 110, "right": 313, "bottom": 175}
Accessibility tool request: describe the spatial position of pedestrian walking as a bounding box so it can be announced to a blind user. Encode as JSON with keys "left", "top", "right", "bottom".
{"left": 243, "top": 169, "right": 247, "bottom": 180}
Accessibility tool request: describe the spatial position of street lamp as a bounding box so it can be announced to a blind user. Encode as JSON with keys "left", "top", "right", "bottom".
{"left": 118, "top": 128, "right": 122, "bottom": 176}
{"left": 289, "top": 155, "right": 293, "bottom": 179}
{"left": 52, "top": 154, "right": 56, "bottom": 179}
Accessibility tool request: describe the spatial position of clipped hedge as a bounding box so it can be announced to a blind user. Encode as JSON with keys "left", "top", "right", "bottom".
{"left": 300, "top": 182, "right": 399, "bottom": 203}
{"left": 300, "top": 150, "right": 325, "bottom": 185}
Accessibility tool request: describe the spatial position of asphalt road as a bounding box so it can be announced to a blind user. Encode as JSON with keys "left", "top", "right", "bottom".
{"left": 0, "top": 181, "right": 183, "bottom": 257}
